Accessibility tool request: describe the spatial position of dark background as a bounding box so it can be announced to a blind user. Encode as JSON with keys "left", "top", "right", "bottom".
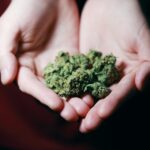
{"left": 0, "top": 0, "right": 150, "bottom": 150}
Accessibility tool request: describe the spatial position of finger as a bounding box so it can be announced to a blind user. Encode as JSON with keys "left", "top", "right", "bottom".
{"left": 17, "top": 66, "right": 64, "bottom": 111}
{"left": 60, "top": 100, "right": 79, "bottom": 122}
{"left": 82, "top": 94, "right": 94, "bottom": 108}
{"left": 79, "top": 108, "right": 101, "bottom": 133}
{"left": 0, "top": 53, "right": 18, "bottom": 84}
{"left": 138, "top": 26, "right": 150, "bottom": 61}
{"left": 69, "top": 97, "right": 90, "bottom": 117}
{"left": 135, "top": 61, "right": 150, "bottom": 90}
{"left": 80, "top": 71, "right": 135, "bottom": 133}
{"left": 79, "top": 119, "right": 86, "bottom": 133}
{"left": 0, "top": 20, "right": 19, "bottom": 84}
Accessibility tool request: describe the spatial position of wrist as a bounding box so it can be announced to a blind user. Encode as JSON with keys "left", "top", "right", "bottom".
{"left": 88, "top": 0, "right": 139, "bottom": 6}
{"left": 13, "top": 0, "right": 58, "bottom": 6}
{"left": 87, "top": 0, "right": 140, "bottom": 12}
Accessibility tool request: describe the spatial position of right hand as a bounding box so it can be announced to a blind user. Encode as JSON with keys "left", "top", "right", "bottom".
{"left": 79, "top": 0, "right": 150, "bottom": 133}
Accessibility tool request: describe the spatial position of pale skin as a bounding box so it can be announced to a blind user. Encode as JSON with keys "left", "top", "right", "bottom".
{"left": 0, "top": 0, "right": 150, "bottom": 133}
{"left": 79, "top": 0, "right": 150, "bottom": 133}
{"left": 0, "top": 0, "right": 93, "bottom": 121}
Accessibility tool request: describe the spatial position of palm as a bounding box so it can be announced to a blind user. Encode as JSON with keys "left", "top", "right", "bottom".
{"left": 79, "top": 0, "right": 150, "bottom": 132}
{"left": 17, "top": 29, "right": 78, "bottom": 112}
{"left": 16, "top": 0, "right": 91, "bottom": 121}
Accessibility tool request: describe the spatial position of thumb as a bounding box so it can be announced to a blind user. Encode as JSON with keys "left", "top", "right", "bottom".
{"left": 135, "top": 61, "right": 150, "bottom": 90}
{"left": 135, "top": 26, "right": 150, "bottom": 90}
{"left": 0, "top": 20, "right": 20, "bottom": 85}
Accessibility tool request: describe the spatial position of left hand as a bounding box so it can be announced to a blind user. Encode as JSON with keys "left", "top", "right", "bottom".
{"left": 0, "top": 0, "right": 93, "bottom": 121}
{"left": 79, "top": 0, "right": 150, "bottom": 133}
{"left": 15, "top": 0, "right": 91, "bottom": 121}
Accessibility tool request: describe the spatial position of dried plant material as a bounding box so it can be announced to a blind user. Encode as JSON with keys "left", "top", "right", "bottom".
{"left": 44, "top": 50, "right": 120, "bottom": 100}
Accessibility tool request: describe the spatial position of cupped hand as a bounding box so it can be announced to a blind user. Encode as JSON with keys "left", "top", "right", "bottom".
{"left": 0, "top": 0, "right": 91, "bottom": 120}
{"left": 0, "top": 0, "right": 58, "bottom": 84}
{"left": 79, "top": 0, "right": 150, "bottom": 133}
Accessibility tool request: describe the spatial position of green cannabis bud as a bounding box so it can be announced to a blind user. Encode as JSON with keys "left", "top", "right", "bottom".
{"left": 44, "top": 50, "right": 120, "bottom": 100}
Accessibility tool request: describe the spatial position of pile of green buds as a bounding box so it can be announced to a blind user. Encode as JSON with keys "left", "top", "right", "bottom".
{"left": 44, "top": 50, "right": 120, "bottom": 100}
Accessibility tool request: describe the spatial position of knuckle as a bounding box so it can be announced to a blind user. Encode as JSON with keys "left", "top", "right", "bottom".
{"left": 98, "top": 106, "right": 109, "bottom": 120}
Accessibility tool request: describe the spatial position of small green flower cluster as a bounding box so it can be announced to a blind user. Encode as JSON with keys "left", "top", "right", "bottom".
{"left": 44, "top": 50, "right": 120, "bottom": 100}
